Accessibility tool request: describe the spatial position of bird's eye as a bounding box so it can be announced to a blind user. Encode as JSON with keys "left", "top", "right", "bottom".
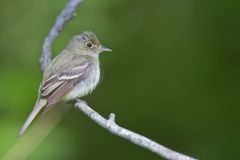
{"left": 86, "top": 42, "right": 93, "bottom": 48}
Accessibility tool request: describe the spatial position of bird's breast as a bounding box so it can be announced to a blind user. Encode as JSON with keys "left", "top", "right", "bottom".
{"left": 64, "top": 64, "right": 100, "bottom": 101}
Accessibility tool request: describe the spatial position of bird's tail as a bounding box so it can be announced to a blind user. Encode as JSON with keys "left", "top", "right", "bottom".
{"left": 18, "top": 99, "right": 47, "bottom": 137}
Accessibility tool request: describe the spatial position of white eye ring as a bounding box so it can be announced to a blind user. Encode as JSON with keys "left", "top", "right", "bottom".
{"left": 86, "top": 42, "right": 93, "bottom": 48}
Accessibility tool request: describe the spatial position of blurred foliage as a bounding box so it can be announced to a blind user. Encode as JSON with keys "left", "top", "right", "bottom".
{"left": 0, "top": 0, "right": 240, "bottom": 159}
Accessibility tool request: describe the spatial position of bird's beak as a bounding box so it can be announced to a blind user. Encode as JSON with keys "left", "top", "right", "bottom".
{"left": 100, "top": 45, "right": 112, "bottom": 52}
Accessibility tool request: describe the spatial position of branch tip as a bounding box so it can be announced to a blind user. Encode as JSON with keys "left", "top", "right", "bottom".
{"left": 109, "top": 113, "right": 115, "bottom": 122}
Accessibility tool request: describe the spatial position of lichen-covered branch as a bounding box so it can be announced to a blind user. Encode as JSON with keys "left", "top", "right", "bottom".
{"left": 39, "top": 0, "right": 197, "bottom": 160}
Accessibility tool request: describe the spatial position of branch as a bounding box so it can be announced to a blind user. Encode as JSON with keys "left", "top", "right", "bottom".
{"left": 39, "top": 0, "right": 83, "bottom": 72}
{"left": 39, "top": 0, "right": 197, "bottom": 160}
{"left": 75, "top": 100, "right": 196, "bottom": 160}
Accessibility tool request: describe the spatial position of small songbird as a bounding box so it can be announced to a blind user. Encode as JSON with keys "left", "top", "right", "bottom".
{"left": 18, "top": 31, "right": 111, "bottom": 137}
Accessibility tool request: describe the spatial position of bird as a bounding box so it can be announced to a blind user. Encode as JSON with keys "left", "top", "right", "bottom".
{"left": 18, "top": 31, "right": 111, "bottom": 137}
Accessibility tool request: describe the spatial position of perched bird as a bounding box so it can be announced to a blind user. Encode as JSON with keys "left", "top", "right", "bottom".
{"left": 18, "top": 31, "right": 111, "bottom": 137}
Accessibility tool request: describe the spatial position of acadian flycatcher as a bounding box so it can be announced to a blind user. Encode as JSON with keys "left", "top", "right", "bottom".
{"left": 18, "top": 31, "right": 111, "bottom": 137}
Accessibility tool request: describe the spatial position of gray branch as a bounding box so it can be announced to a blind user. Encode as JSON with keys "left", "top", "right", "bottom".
{"left": 75, "top": 100, "right": 196, "bottom": 160}
{"left": 39, "top": 0, "right": 83, "bottom": 72}
{"left": 39, "top": 0, "right": 197, "bottom": 160}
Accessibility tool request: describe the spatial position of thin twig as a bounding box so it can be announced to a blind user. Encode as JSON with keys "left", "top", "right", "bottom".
{"left": 39, "top": 0, "right": 197, "bottom": 160}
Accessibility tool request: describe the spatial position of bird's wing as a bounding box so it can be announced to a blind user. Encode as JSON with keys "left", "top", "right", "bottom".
{"left": 40, "top": 60, "right": 93, "bottom": 112}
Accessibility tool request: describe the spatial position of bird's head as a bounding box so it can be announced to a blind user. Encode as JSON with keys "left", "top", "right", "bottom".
{"left": 68, "top": 31, "right": 111, "bottom": 55}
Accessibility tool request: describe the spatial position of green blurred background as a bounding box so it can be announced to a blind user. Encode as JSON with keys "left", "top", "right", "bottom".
{"left": 0, "top": 0, "right": 240, "bottom": 159}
